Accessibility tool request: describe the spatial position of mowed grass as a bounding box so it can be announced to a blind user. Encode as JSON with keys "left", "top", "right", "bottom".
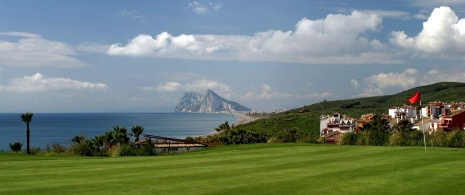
{"left": 1, "top": 144, "right": 464, "bottom": 194}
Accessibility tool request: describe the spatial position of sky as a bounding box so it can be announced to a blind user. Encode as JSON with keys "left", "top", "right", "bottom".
{"left": 2, "top": 0, "right": 465, "bottom": 113}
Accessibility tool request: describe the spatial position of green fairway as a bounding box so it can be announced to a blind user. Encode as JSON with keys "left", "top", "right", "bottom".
{"left": 1, "top": 144, "right": 464, "bottom": 194}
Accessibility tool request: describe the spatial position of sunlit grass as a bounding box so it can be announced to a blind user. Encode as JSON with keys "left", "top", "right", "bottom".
{"left": 1, "top": 144, "right": 464, "bottom": 194}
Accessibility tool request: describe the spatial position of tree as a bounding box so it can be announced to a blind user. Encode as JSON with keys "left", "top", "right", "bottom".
{"left": 112, "top": 126, "right": 129, "bottom": 145}
{"left": 363, "top": 115, "right": 391, "bottom": 146}
{"left": 20, "top": 112, "right": 33, "bottom": 154}
{"left": 131, "top": 125, "right": 144, "bottom": 142}
{"left": 215, "top": 121, "right": 231, "bottom": 133}
{"left": 392, "top": 119, "right": 413, "bottom": 132}
{"left": 9, "top": 142, "right": 23, "bottom": 153}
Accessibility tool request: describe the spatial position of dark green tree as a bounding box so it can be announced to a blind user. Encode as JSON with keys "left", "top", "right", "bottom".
{"left": 112, "top": 126, "right": 129, "bottom": 145}
{"left": 20, "top": 112, "right": 33, "bottom": 154}
{"left": 215, "top": 121, "right": 231, "bottom": 133}
{"left": 9, "top": 142, "right": 23, "bottom": 153}
{"left": 131, "top": 125, "right": 144, "bottom": 142}
{"left": 363, "top": 115, "right": 391, "bottom": 146}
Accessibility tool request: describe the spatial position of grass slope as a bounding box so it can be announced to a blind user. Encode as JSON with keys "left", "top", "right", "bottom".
{"left": 237, "top": 82, "right": 465, "bottom": 135}
{"left": 1, "top": 144, "right": 464, "bottom": 194}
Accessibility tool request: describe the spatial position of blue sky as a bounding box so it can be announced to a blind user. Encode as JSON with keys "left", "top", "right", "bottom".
{"left": 1, "top": 0, "right": 465, "bottom": 112}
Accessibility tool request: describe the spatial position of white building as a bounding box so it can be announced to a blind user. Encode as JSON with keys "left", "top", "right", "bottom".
{"left": 320, "top": 112, "right": 356, "bottom": 137}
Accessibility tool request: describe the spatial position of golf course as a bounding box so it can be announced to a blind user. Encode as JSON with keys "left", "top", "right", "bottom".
{"left": 1, "top": 144, "right": 464, "bottom": 194}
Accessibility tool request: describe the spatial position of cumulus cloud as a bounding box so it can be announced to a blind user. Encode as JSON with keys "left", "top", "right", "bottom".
{"left": 355, "top": 67, "right": 465, "bottom": 97}
{"left": 365, "top": 68, "right": 418, "bottom": 89}
{"left": 0, "top": 32, "right": 88, "bottom": 68}
{"left": 144, "top": 79, "right": 231, "bottom": 94}
{"left": 390, "top": 6, "right": 465, "bottom": 56}
{"left": 187, "top": 1, "right": 222, "bottom": 14}
{"left": 240, "top": 85, "right": 291, "bottom": 100}
{"left": 155, "top": 81, "right": 182, "bottom": 92}
{"left": 107, "top": 11, "right": 402, "bottom": 64}
{"left": 0, "top": 73, "right": 107, "bottom": 92}
{"left": 350, "top": 79, "right": 360, "bottom": 89}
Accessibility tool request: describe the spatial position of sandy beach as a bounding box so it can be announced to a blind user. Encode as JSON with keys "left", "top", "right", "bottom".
{"left": 234, "top": 113, "right": 260, "bottom": 126}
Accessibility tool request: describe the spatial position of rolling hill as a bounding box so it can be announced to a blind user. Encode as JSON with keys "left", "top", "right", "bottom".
{"left": 237, "top": 82, "right": 465, "bottom": 136}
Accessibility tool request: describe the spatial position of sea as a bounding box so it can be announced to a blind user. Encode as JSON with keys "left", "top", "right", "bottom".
{"left": 0, "top": 113, "right": 237, "bottom": 151}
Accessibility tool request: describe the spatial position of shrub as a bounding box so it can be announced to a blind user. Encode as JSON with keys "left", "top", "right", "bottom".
{"left": 446, "top": 130, "right": 465, "bottom": 148}
{"left": 338, "top": 132, "right": 358, "bottom": 145}
{"left": 46, "top": 142, "right": 66, "bottom": 153}
{"left": 29, "top": 147, "right": 41, "bottom": 155}
{"left": 9, "top": 142, "right": 23, "bottom": 153}
{"left": 67, "top": 140, "right": 95, "bottom": 156}
{"left": 428, "top": 132, "right": 446, "bottom": 147}
{"left": 117, "top": 144, "right": 137, "bottom": 156}
{"left": 274, "top": 128, "right": 303, "bottom": 143}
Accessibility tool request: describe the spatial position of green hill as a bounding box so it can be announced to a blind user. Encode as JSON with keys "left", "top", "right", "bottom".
{"left": 237, "top": 82, "right": 465, "bottom": 136}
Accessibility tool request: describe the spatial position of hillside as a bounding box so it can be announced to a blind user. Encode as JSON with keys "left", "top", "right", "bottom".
{"left": 237, "top": 82, "right": 465, "bottom": 135}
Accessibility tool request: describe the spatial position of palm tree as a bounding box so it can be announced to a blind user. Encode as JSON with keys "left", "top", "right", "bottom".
{"left": 215, "top": 121, "right": 231, "bottom": 133}
{"left": 104, "top": 131, "right": 114, "bottom": 149}
{"left": 20, "top": 112, "right": 33, "bottom": 154}
{"left": 131, "top": 125, "right": 144, "bottom": 142}
{"left": 112, "top": 126, "right": 129, "bottom": 145}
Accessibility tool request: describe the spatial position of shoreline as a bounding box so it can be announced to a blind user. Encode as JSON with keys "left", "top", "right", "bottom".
{"left": 233, "top": 113, "right": 260, "bottom": 126}
{"left": 198, "top": 113, "right": 262, "bottom": 138}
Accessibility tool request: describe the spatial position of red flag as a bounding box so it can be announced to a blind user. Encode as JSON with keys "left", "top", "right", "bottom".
{"left": 408, "top": 91, "right": 420, "bottom": 104}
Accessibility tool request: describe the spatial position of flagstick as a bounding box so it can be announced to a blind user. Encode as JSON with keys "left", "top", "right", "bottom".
{"left": 421, "top": 100, "right": 426, "bottom": 151}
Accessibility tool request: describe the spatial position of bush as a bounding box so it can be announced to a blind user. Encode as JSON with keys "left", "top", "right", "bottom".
{"left": 30, "top": 147, "right": 41, "bottom": 155}
{"left": 9, "top": 142, "right": 23, "bottom": 153}
{"left": 46, "top": 142, "right": 66, "bottom": 153}
{"left": 338, "top": 133, "right": 358, "bottom": 145}
{"left": 117, "top": 144, "right": 137, "bottom": 156}
{"left": 274, "top": 128, "right": 303, "bottom": 143}
{"left": 445, "top": 130, "right": 465, "bottom": 148}
{"left": 110, "top": 144, "right": 156, "bottom": 157}
{"left": 67, "top": 140, "right": 96, "bottom": 156}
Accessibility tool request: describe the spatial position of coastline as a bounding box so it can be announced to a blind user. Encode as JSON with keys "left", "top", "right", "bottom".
{"left": 234, "top": 113, "right": 260, "bottom": 126}
{"left": 198, "top": 113, "right": 261, "bottom": 138}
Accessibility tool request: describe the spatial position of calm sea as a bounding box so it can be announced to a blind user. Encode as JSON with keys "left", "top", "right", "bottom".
{"left": 0, "top": 113, "right": 237, "bottom": 151}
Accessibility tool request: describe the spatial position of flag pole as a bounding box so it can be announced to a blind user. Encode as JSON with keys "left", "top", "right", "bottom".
{"left": 421, "top": 100, "right": 426, "bottom": 151}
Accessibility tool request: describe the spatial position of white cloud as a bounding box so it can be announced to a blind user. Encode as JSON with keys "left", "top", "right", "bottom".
{"left": 390, "top": 6, "right": 465, "bottom": 56}
{"left": 241, "top": 85, "right": 291, "bottom": 100}
{"left": 112, "top": 9, "right": 146, "bottom": 21}
{"left": 187, "top": 1, "right": 221, "bottom": 14}
{"left": 107, "top": 11, "right": 402, "bottom": 64}
{"left": 184, "top": 79, "right": 231, "bottom": 92}
{"left": 0, "top": 73, "right": 107, "bottom": 92}
{"left": 415, "top": 9, "right": 430, "bottom": 20}
{"left": 356, "top": 67, "right": 465, "bottom": 97}
{"left": 365, "top": 68, "right": 418, "bottom": 89}
{"left": 409, "top": 1, "right": 465, "bottom": 10}
{"left": 361, "top": 10, "right": 411, "bottom": 19}
{"left": 107, "top": 32, "right": 202, "bottom": 56}
{"left": 144, "top": 79, "right": 231, "bottom": 94}
{"left": 209, "top": 2, "right": 222, "bottom": 10}
{"left": 0, "top": 32, "right": 87, "bottom": 68}
{"left": 155, "top": 81, "right": 182, "bottom": 92}
{"left": 350, "top": 79, "right": 360, "bottom": 89}
{"left": 301, "top": 92, "right": 334, "bottom": 99}
{"left": 357, "top": 87, "right": 383, "bottom": 98}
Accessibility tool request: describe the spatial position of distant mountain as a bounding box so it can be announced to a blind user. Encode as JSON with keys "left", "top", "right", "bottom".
{"left": 175, "top": 89, "right": 251, "bottom": 113}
